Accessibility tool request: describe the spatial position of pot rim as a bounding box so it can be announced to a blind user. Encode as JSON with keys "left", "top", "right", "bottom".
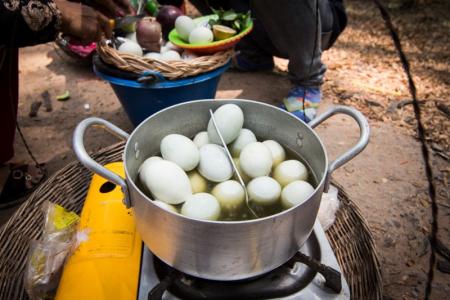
{"left": 124, "top": 99, "right": 329, "bottom": 225}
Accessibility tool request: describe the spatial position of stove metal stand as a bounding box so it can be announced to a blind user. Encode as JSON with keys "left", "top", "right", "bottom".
{"left": 138, "top": 221, "right": 350, "bottom": 300}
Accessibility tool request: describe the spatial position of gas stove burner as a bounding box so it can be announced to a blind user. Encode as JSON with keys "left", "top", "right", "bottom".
{"left": 138, "top": 222, "right": 350, "bottom": 300}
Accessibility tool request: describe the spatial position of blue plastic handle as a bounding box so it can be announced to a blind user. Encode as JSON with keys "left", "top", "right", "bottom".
{"left": 137, "top": 70, "right": 166, "bottom": 84}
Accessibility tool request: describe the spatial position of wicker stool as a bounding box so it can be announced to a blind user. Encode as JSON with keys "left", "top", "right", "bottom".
{"left": 0, "top": 142, "right": 382, "bottom": 300}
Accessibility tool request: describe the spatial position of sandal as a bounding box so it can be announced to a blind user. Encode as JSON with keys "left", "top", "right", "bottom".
{"left": 0, "top": 163, "right": 47, "bottom": 209}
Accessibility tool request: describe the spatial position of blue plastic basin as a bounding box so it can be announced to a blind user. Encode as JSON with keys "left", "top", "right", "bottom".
{"left": 94, "top": 62, "right": 230, "bottom": 126}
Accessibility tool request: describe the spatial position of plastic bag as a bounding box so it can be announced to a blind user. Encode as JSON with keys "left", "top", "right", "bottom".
{"left": 24, "top": 201, "right": 80, "bottom": 300}
{"left": 318, "top": 185, "right": 340, "bottom": 231}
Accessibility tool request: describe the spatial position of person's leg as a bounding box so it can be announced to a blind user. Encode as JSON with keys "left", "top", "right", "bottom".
{"left": 0, "top": 47, "right": 46, "bottom": 206}
{"left": 249, "top": 0, "right": 334, "bottom": 121}
{"left": 0, "top": 47, "right": 18, "bottom": 165}
{"left": 250, "top": 0, "right": 325, "bottom": 87}
{"left": 0, "top": 46, "right": 18, "bottom": 200}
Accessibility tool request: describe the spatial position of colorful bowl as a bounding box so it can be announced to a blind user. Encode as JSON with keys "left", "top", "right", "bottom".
{"left": 168, "top": 15, "right": 253, "bottom": 55}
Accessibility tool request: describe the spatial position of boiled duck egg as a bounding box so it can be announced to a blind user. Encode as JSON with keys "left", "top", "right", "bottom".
{"left": 140, "top": 159, "right": 192, "bottom": 204}
{"left": 239, "top": 142, "right": 273, "bottom": 178}
{"left": 118, "top": 40, "right": 143, "bottom": 56}
{"left": 207, "top": 104, "right": 244, "bottom": 144}
{"left": 181, "top": 193, "right": 221, "bottom": 221}
{"left": 247, "top": 176, "right": 281, "bottom": 206}
{"left": 198, "top": 144, "right": 233, "bottom": 182}
{"left": 212, "top": 180, "right": 245, "bottom": 211}
{"left": 153, "top": 200, "right": 178, "bottom": 213}
{"left": 160, "top": 134, "right": 200, "bottom": 171}
{"left": 189, "top": 27, "right": 213, "bottom": 44}
{"left": 230, "top": 128, "right": 257, "bottom": 157}
{"left": 175, "top": 16, "right": 195, "bottom": 42}
{"left": 193, "top": 131, "right": 210, "bottom": 148}
{"left": 262, "top": 140, "right": 286, "bottom": 167}
{"left": 188, "top": 170, "right": 208, "bottom": 193}
{"left": 281, "top": 180, "right": 315, "bottom": 209}
{"left": 273, "top": 160, "right": 308, "bottom": 186}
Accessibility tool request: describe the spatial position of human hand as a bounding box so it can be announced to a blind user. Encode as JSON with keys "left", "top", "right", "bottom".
{"left": 90, "top": 0, "right": 135, "bottom": 17}
{"left": 55, "top": 0, "right": 112, "bottom": 42}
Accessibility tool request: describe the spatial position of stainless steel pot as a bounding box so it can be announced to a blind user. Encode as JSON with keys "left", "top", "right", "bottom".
{"left": 73, "top": 99, "right": 369, "bottom": 281}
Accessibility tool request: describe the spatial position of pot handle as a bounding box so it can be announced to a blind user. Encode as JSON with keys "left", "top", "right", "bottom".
{"left": 308, "top": 105, "right": 370, "bottom": 191}
{"left": 73, "top": 117, "right": 132, "bottom": 207}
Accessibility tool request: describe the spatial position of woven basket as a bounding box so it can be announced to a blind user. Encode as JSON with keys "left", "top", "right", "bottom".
{"left": 0, "top": 142, "right": 382, "bottom": 300}
{"left": 97, "top": 40, "right": 233, "bottom": 80}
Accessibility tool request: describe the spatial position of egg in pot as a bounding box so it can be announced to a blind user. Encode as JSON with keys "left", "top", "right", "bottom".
{"left": 153, "top": 200, "right": 178, "bottom": 213}
{"left": 181, "top": 193, "right": 221, "bottom": 221}
{"left": 193, "top": 131, "right": 210, "bottom": 148}
{"left": 160, "top": 134, "right": 200, "bottom": 171}
{"left": 281, "top": 180, "right": 315, "bottom": 209}
{"left": 212, "top": 180, "right": 245, "bottom": 212}
{"left": 198, "top": 144, "right": 233, "bottom": 182}
{"left": 247, "top": 176, "right": 281, "bottom": 206}
{"left": 273, "top": 160, "right": 308, "bottom": 187}
{"left": 140, "top": 159, "right": 192, "bottom": 204}
{"left": 230, "top": 128, "right": 257, "bottom": 157}
{"left": 207, "top": 104, "right": 244, "bottom": 145}
{"left": 239, "top": 142, "right": 273, "bottom": 178}
{"left": 188, "top": 170, "right": 208, "bottom": 193}
{"left": 263, "top": 140, "right": 286, "bottom": 167}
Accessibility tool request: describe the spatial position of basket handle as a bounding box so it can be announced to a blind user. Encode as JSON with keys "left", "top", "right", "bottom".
{"left": 137, "top": 70, "right": 166, "bottom": 84}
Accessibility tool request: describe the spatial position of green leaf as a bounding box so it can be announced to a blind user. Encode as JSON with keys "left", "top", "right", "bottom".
{"left": 223, "top": 11, "right": 238, "bottom": 21}
{"left": 56, "top": 90, "right": 70, "bottom": 101}
{"left": 233, "top": 19, "right": 241, "bottom": 31}
{"left": 208, "top": 19, "right": 218, "bottom": 27}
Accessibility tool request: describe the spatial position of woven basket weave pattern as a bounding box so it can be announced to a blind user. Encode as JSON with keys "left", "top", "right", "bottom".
{"left": 97, "top": 41, "right": 233, "bottom": 80}
{"left": 0, "top": 143, "right": 382, "bottom": 300}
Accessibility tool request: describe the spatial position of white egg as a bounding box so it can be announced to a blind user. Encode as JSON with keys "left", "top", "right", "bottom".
{"left": 181, "top": 50, "right": 199, "bottom": 60}
{"left": 153, "top": 200, "right": 178, "bottom": 213}
{"left": 198, "top": 144, "right": 233, "bottom": 182}
{"left": 181, "top": 193, "right": 221, "bottom": 221}
{"left": 189, "top": 27, "right": 213, "bottom": 44}
{"left": 232, "top": 158, "right": 251, "bottom": 184}
{"left": 160, "top": 134, "right": 200, "bottom": 171}
{"left": 160, "top": 50, "right": 181, "bottom": 61}
{"left": 125, "top": 32, "right": 137, "bottom": 43}
{"left": 239, "top": 142, "right": 273, "bottom": 178}
{"left": 263, "top": 140, "right": 286, "bottom": 167}
{"left": 212, "top": 180, "right": 245, "bottom": 211}
{"left": 188, "top": 170, "right": 208, "bottom": 193}
{"left": 140, "top": 160, "right": 192, "bottom": 204}
{"left": 207, "top": 104, "right": 244, "bottom": 145}
{"left": 247, "top": 176, "right": 281, "bottom": 206}
{"left": 118, "top": 40, "right": 143, "bottom": 56}
{"left": 193, "top": 131, "right": 210, "bottom": 148}
{"left": 281, "top": 180, "right": 315, "bottom": 209}
{"left": 144, "top": 52, "right": 162, "bottom": 60}
{"left": 162, "top": 41, "right": 182, "bottom": 53}
{"left": 138, "top": 156, "right": 163, "bottom": 183}
{"left": 175, "top": 15, "right": 195, "bottom": 42}
{"left": 273, "top": 160, "right": 308, "bottom": 187}
{"left": 230, "top": 129, "right": 257, "bottom": 157}
{"left": 116, "top": 36, "right": 129, "bottom": 43}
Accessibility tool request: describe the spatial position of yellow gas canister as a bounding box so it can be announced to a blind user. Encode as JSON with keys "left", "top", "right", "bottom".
{"left": 56, "top": 162, "right": 141, "bottom": 300}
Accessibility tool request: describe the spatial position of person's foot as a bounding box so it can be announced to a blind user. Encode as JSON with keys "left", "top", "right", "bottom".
{"left": 280, "top": 86, "right": 321, "bottom": 123}
{"left": 232, "top": 51, "right": 274, "bottom": 72}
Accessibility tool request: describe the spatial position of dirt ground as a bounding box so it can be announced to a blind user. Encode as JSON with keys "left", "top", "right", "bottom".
{"left": 2, "top": 0, "right": 449, "bottom": 299}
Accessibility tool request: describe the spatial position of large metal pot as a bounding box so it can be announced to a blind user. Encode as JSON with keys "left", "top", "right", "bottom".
{"left": 73, "top": 99, "right": 369, "bottom": 281}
